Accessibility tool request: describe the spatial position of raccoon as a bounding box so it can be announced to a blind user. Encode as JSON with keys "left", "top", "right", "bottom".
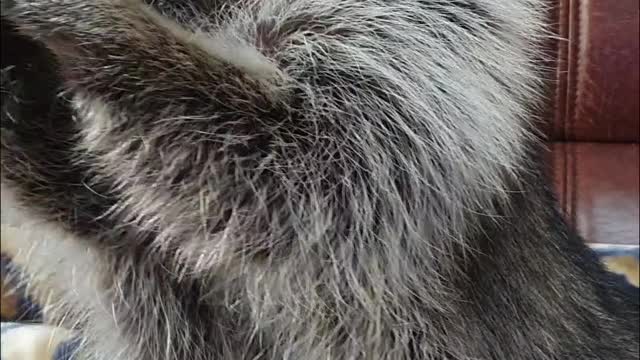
{"left": 1, "top": 0, "right": 638, "bottom": 359}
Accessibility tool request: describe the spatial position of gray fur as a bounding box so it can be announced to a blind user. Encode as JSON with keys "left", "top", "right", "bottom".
{"left": 1, "top": 0, "right": 638, "bottom": 359}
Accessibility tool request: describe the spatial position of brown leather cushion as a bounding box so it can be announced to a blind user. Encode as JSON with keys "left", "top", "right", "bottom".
{"left": 544, "top": 0, "right": 639, "bottom": 247}
{"left": 545, "top": 0, "right": 639, "bottom": 142}
{"left": 550, "top": 142, "right": 639, "bottom": 245}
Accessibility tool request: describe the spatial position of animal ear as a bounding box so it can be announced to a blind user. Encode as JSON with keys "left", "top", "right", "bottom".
{"left": 2, "top": 0, "right": 283, "bottom": 115}
{"left": 2, "top": 0, "right": 107, "bottom": 59}
{"left": 3, "top": 1, "right": 188, "bottom": 98}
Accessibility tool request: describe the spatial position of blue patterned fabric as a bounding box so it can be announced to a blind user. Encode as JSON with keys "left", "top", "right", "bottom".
{"left": 1, "top": 254, "right": 42, "bottom": 322}
{"left": 593, "top": 246, "right": 640, "bottom": 260}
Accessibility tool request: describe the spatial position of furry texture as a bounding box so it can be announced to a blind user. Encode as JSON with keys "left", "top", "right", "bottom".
{"left": 1, "top": 0, "right": 638, "bottom": 359}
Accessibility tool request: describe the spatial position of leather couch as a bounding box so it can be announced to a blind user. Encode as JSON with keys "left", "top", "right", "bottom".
{"left": 545, "top": 0, "right": 639, "bottom": 246}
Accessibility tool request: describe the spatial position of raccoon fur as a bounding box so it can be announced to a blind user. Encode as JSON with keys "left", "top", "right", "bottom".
{"left": 1, "top": 0, "right": 638, "bottom": 359}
